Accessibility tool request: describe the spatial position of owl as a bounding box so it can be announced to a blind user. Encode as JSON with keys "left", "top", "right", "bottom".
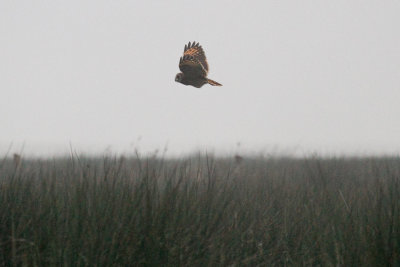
{"left": 175, "top": 41, "right": 222, "bottom": 88}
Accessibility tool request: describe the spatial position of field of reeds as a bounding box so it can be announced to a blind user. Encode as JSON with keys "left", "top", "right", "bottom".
{"left": 0, "top": 153, "right": 399, "bottom": 266}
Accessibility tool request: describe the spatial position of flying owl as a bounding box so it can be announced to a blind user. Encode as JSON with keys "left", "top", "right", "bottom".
{"left": 175, "top": 41, "right": 222, "bottom": 88}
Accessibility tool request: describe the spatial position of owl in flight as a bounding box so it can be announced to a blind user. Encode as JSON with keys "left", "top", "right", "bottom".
{"left": 175, "top": 41, "right": 222, "bottom": 88}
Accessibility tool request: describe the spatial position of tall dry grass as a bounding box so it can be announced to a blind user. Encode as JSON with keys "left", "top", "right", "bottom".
{"left": 0, "top": 154, "right": 399, "bottom": 266}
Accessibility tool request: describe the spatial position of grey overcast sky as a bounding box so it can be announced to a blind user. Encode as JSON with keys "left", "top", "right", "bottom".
{"left": 1, "top": 0, "right": 400, "bottom": 156}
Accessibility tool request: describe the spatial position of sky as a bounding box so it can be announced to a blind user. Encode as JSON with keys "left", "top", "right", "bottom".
{"left": 1, "top": 0, "right": 400, "bottom": 157}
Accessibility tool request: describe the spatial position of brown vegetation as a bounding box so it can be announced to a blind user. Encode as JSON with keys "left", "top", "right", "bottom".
{"left": 0, "top": 154, "right": 399, "bottom": 265}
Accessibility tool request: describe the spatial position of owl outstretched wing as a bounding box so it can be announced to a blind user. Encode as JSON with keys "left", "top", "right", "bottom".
{"left": 183, "top": 41, "right": 209, "bottom": 72}
{"left": 179, "top": 54, "right": 207, "bottom": 78}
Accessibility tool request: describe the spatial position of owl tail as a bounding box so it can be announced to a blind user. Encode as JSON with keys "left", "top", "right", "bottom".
{"left": 207, "top": 78, "right": 222, "bottom": 86}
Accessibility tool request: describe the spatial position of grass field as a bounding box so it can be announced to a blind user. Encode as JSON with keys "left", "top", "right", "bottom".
{"left": 0, "top": 153, "right": 399, "bottom": 266}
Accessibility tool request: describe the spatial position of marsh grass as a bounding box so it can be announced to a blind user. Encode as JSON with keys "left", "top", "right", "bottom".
{"left": 0, "top": 154, "right": 399, "bottom": 266}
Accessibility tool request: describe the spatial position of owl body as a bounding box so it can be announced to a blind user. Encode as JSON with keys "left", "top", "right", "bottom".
{"left": 175, "top": 42, "right": 222, "bottom": 88}
{"left": 175, "top": 73, "right": 208, "bottom": 88}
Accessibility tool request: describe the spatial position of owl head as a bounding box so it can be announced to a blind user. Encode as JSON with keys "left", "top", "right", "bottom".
{"left": 175, "top": 73, "right": 184, "bottom": 83}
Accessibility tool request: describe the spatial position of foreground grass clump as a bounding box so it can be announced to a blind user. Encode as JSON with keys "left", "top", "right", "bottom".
{"left": 0, "top": 154, "right": 399, "bottom": 266}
